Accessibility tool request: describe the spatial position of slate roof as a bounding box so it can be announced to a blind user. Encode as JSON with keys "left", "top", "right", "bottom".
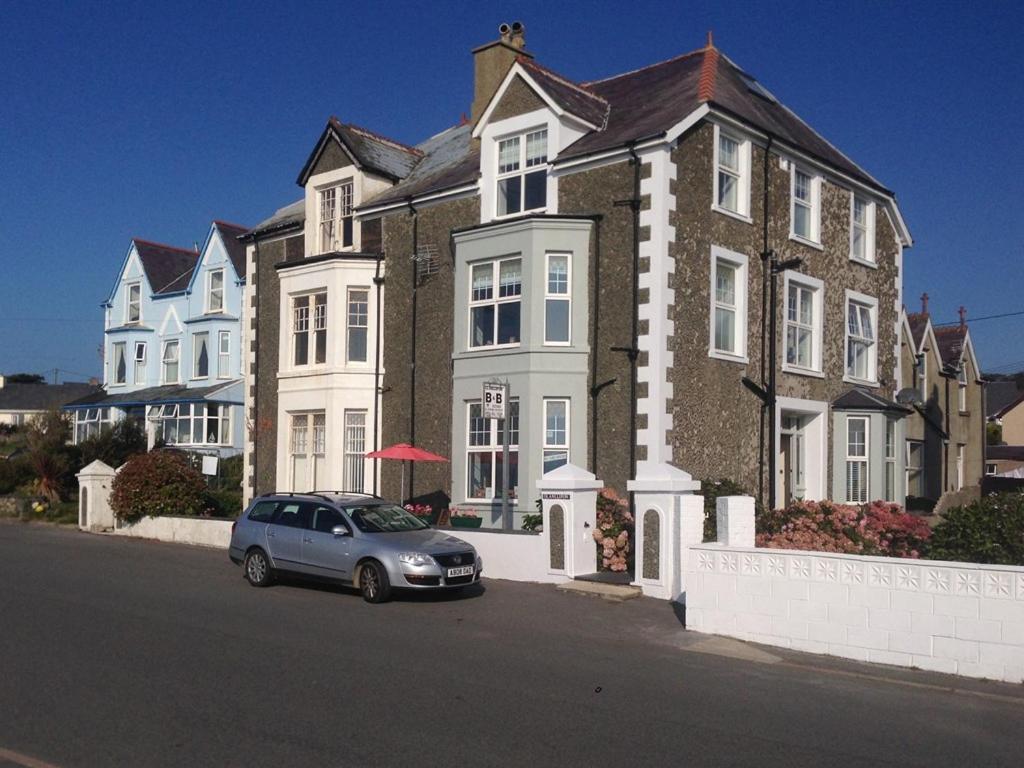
{"left": 933, "top": 325, "right": 967, "bottom": 369}
{"left": 245, "top": 199, "right": 305, "bottom": 239}
{"left": 63, "top": 382, "right": 242, "bottom": 409}
{"left": 832, "top": 388, "right": 910, "bottom": 414}
{"left": 134, "top": 239, "right": 200, "bottom": 296}
{"left": 518, "top": 58, "right": 609, "bottom": 128}
{"left": 213, "top": 221, "right": 250, "bottom": 279}
{"left": 987, "top": 382, "right": 1024, "bottom": 419}
{"left": 0, "top": 382, "right": 101, "bottom": 412}
{"left": 906, "top": 312, "right": 929, "bottom": 350}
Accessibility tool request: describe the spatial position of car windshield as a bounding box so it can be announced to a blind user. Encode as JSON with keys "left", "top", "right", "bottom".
{"left": 347, "top": 504, "right": 430, "bottom": 533}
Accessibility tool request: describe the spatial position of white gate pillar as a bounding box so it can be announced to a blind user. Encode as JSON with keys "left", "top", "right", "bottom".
{"left": 628, "top": 460, "right": 702, "bottom": 600}
{"left": 537, "top": 463, "right": 603, "bottom": 579}
{"left": 76, "top": 459, "right": 116, "bottom": 531}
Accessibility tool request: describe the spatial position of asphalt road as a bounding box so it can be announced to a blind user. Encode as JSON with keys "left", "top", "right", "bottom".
{"left": 0, "top": 521, "right": 1022, "bottom": 768}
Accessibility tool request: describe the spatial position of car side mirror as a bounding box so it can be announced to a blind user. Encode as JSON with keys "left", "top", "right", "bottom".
{"left": 331, "top": 525, "right": 350, "bottom": 537}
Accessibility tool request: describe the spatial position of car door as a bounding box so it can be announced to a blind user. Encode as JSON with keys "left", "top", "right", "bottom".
{"left": 302, "top": 505, "right": 356, "bottom": 581}
{"left": 266, "top": 501, "right": 312, "bottom": 573}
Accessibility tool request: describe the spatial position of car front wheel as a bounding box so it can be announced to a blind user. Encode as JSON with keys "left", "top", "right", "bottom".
{"left": 359, "top": 561, "right": 391, "bottom": 603}
{"left": 244, "top": 548, "right": 274, "bottom": 587}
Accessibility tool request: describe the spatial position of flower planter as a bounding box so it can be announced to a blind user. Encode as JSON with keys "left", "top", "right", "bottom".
{"left": 416, "top": 511, "right": 440, "bottom": 525}
{"left": 450, "top": 516, "right": 483, "bottom": 528}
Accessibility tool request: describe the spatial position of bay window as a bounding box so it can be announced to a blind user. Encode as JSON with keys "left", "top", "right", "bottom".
{"left": 850, "top": 194, "right": 875, "bottom": 263}
{"left": 544, "top": 253, "right": 570, "bottom": 344}
{"left": 290, "top": 412, "right": 326, "bottom": 492}
{"left": 347, "top": 288, "right": 369, "bottom": 363}
{"left": 74, "top": 408, "right": 111, "bottom": 443}
{"left": 496, "top": 128, "right": 547, "bottom": 217}
{"left": 845, "top": 416, "right": 869, "bottom": 504}
{"left": 149, "top": 403, "right": 231, "bottom": 446}
{"left": 467, "top": 399, "right": 519, "bottom": 499}
{"left": 845, "top": 293, "right": 877, "bottom": 383}
{"left": 543, "top": 399, "right": 570, "bottom": 475}
{"left": 709, "top": 247, "right": 747, "bottom": 361}
{"left": 161, "top": 340, "right": 180, "bottom": 384}
{"left": 469, "top": 258, "right": 521, "bottom": 348}
{"left": 293, "top": 292, "right": 327, "bottom": 366}
{"left": 319, "top": 181, "right": 353, "bottom": 253}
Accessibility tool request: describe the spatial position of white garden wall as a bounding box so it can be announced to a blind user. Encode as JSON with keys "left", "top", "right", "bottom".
{"left": 686, "top": 544, "right": 1024, "bottom": 683}
{"left": 446, "top": 528, "right": 566, "bottom": 584}
{"left": 113, "top": 516, "right": 233, "bottom": 549}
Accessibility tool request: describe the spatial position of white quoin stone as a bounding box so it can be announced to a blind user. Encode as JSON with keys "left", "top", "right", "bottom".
{"left": 716, "top": 496, "right": 756, "bottom": 548}
{"left": 628, "top": 461, "right": 702, "bottom": 601}
{"left": 76, "top": 459, "right": 117, "bottom": 531}
{"left": 537, "top": 463, "right": 603, "bottom": 578}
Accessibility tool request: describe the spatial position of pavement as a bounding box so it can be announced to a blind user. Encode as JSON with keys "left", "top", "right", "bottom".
{"left": 0, "top": 519, "right": 1022, "bottom": 767}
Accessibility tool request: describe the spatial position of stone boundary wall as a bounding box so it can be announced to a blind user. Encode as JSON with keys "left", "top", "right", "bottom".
{"left": 112, "top": 516, "right": 233, "bottom": 549}
{"left": 446, "top": 528, "right": 566, "bottom": 585}
{"left": 686, "top": 544, "right": 1024, "bottom": 684}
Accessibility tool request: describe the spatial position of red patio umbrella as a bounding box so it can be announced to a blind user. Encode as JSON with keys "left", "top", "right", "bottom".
{"left": 365, "top": 443, "right": 448, "bottom": 504}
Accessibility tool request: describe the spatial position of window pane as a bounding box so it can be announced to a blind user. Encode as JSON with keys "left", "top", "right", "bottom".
{"left": 545, "top": 401, "right": 567, "bottom": 446}
{"left": 714, "top": 307, "right": 735, "bottom": 352}
{"left": 793, "top": 202, "right": 810, "bottom": 238}
{"left": 348, "top": 328, "right": 367, "bottom": 363}
{"left": 546, "top": 299, "right": 570, "bottom": 343}
{"left": 495, "top": 450, "right": 519, "bottom": 498}
{"left": 543, "top": 449, "right": 569, "bottom": 475}
{"left": 525, "top": 130, "right": 547, "bottom": 166}
{"left": 195, "top": 334, "right": 209, "bottom": 378}
{"left": 794, "top": 171, "right": 811, "bottom": 201}
{"left": 852, "top": 227, "right": 865, "bottom": 259}
{"left": 468, "top": 403, "right": 489, "bottom": 447}
{"left": 114, "top": 343, "right": 126, "bottom": 384}
{"left": 848, "top": 419, "right": 866, "bottom": 457}
{"left": 523, "top": 170, "right": 546, "bottom": 210}
{"left": 719, "top": 134, "right": 739, "bottom": 172}
{"left": 471, "top": 305, "right": 494, "bottom": 347}
{"left": 343, "top": 411, "right": 366, "bottom": 492}
{"left": 497, "top": 176, "right": 521, "bottom": 216}
{"left": 497, "top": 302, "right": 520, "bottom": 344}
{"left": 471, "top": 264, "right": 493, "bottom": 302}
{"left": 498, "top": 137, "right": 520, "bottom": 173}
{"left": 716, "top": 262, "right": 735, "bottom": 305}
{"left": 548, "top": 255, "right": 568, "bottom": 294}
{"left": 798, "top": 289, "right": 813, "bottom": 325}
{"left": 498, "top": 260, "right": 522, "bottom": 297}
{"left": 468, "top": 452, "right": 493, "bottom": 499}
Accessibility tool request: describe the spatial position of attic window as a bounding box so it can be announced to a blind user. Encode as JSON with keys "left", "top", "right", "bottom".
{"left": 496, "top": 129, "right": 547, "bottom": 217}
{"left": 739, "top": 72, "right": 777, "bottom": 103}
{"left": 319, "top": 182, "right": 354, "bottom": 253}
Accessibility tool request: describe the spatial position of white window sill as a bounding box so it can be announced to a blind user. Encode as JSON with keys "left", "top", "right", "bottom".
{"left": 190, "top": 377, "right": 210, "bottom": 382}
{"left": 711, "top": 205, "right": 753, "bottom": 225}
{"left": 849, "top": 255, "right": 878, "bottom": 269}
{"left": 467, "top": 343, "right": 522, "bottom": 353}
{"left": 782, "top": 363, "right": 824, "bottom": 379}
{"left": 789, "top": 234, "right": 824, "bottom": 251}
{"left": 708, "top": 349, "right": 749, "bottom": 365}
{"left": 843, "top": 374, "right": 879, "bottom": 388}
{"left": 542, "top": 341, "right": 572, "bottom": 348}
{"left": 492, "top": 206, "right": 549, "bottom": 223}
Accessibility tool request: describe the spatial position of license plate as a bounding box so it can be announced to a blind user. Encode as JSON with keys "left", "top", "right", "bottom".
{"left": 447, "top": 566, "right": 474, "bottom": 578}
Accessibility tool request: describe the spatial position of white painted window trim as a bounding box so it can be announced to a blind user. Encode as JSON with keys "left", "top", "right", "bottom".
{"left": 958, "top": 366, "right": 968, "bottom": 412}
{"left": 711, "top": 123, "right": 752, "bottom": 223}
{"left": 161, "top": 339, "right": 180, "bottom": 384}
{"left": 844, "top": 415, "right": 870, "bottom": 504}
{"left": 542, "top": 397, "right": 570, "bottom": 474}
{"left": 288, "top": 411, "right": 326, "bottom": 492}
{"left": 789, "top": 163, "right": 823, "bottom": 249}
{"left": 206, "top": 269, "right": 225, "bottom": 313}
{"left": 291, "top": 290, "right": 328, "bottom": 369}
{"left": 849, "top": 192, "right": 877, "bottom": 267}
{"left": 112, "top": 341, "right": 127, "bottom": 385}
{"left": 781, "top": 271, "right": 825, "bottom": 378}
{"left": 346, "top": 286, "right": 370, "bottom": 365}
{"left": 917, "top": 352, "right": 928, "bottom": 401}
{"left": 133, "top": 341, "right": 147, "bottom": 385}
{"left": 464, "top": 398, "right": 520, "bottom": 503}
{"left": 884, "top": 418, "right": 897, "bottom": 502}
{"left": 342, "top": 409, "right": 368, "bottom": 493}
{"left": 543, "top": 252, "right": 572, "bottom": 346}
{"left": 906, "top": 439, "right": 924, "bottom": 497}
{"left": 191, "top": 331, "right": 210, "bottom": 380}
{"left": 217, "top": 330, "right": 231, "bottom": 379}
{"left": 494, "top": 126, "right": 549, "bottom": 220}
{"left": 956, "top": 443, "right": 965, "bottom": 490}
{"left": 317, "top": 180, "right": 354, "bottom": 255}
{"left": 467, "top": 257, "right": 522, "bottom": 351}
{"left": 843, "top": 289, "right": 879, "bottom": 386}
{"left": 125, "top": 282, "right": 141, "bottom": 324}
{"left": 708, "top": 246, "right": 749, "bottom": 364}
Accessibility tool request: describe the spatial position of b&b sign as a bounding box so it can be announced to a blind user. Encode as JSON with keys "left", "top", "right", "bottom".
{"left": 482, "top": 383, "right": 506, "bottom": 420}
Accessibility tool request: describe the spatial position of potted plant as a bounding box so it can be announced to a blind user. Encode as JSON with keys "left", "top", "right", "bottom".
{"left": 404, "top": 503, "right": 439, "bottom": 525}
{"left": 448, "top": 506, "right": 482, "bottom": 528}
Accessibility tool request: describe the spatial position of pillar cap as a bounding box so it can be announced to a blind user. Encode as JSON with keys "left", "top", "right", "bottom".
{"left": 536, "top": 462, "right": 603, "bottom": 492}
{"left": 628, "top": 461, "right": 701, "bottom": 493}
{"left": 76, "top": 459, "right": 117, "bottom": 478}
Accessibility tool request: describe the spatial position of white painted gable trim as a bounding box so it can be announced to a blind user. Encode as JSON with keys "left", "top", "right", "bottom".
{"left": 159, "top": 304, "right": 183, "bottom": 337}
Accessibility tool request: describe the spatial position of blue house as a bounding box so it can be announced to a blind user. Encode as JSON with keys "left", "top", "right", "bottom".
{"left": 65, "top": 221, "right": 248, "bottom": 457}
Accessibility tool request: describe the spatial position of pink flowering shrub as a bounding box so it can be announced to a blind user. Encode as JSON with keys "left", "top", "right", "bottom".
{"left": 403, "top": 503, "right": 433, "bottom": 518}
{"left": 756, "top": 499, "right": 930, "bottom": 558}
{"left": 592, "top": 488, "right": 634, "bottom": 572}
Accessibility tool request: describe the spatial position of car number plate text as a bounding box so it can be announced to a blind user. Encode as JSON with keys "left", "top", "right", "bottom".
{"left": 447, "top": 566, "right": 474, "bottom": 577}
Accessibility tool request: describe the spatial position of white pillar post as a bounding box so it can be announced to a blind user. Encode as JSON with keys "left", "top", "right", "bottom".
{"left": 716, "top": 495, "right": 756, "bottom": 547}
{"left": 537, "top": 463, "right": 603, "bottom": 579}
{"left": 628, "top": 460, "right": 702, "bottom": 600}
{"left": 76, "top": 459, "right": 117, "bottom": 531}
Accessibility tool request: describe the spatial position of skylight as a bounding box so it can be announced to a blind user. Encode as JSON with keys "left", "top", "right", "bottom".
{"left": 739, "top": 72, "right": 777, "bottom": 104}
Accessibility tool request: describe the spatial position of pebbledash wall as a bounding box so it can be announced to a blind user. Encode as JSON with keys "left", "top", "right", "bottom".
{"left": 685, "top": 539, "right": 1024, "bottom": 684}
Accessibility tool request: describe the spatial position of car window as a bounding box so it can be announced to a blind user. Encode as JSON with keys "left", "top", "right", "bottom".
{"left": 247, "top": 501, "right": 278, "bottom": 522}
{"left": 347, "top": 504, "right": 429, "bottom": 533}
{"left": 312, "top": 506, "right": 348, "bottom": 534}
{"left": 274, "top": 502, "right": 313, "bottom": 529}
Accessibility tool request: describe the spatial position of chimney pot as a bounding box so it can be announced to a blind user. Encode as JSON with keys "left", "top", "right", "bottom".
{"left": 959, "top": 305, "right": 967, "bottom": 329}
{"left": 470, "top": 24, "right": 532, "bottom": 124}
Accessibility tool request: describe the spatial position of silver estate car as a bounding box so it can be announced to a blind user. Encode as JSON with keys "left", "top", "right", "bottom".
{"left": 228, "top": 492, "right": 483, "bottom": 603}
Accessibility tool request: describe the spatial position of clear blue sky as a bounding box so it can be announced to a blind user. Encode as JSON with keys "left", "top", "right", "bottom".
{"left": 1, "top": 0, "right": 1021, "bottom": 381}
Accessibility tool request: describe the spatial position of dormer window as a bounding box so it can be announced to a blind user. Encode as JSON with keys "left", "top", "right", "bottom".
{"left": 319, "top": 182, "right": 353, "bottom": 253}
{"left": 207, "top": 269, "right": 224, "bottom": 312}
{"left": 497, "top": 129, "right": 547, "bottom": 217}
{"left": 126, "top": 283, "right": 141, "bottom": 324}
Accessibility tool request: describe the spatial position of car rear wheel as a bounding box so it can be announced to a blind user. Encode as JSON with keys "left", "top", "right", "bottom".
{"left": 244, "top": 548, "right": 274, "bottom": 588}
{"left": 359, "top": 560, "right": 391, "bottom": 603}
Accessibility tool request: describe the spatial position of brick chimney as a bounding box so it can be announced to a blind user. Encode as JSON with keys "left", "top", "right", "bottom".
{"left": 471, "top": 21, "right": 532, "bottom": 125}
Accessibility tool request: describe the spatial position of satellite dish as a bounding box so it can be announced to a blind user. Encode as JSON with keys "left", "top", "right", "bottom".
{"left": 896, "top": 387, "right": 923, "bottom": 407}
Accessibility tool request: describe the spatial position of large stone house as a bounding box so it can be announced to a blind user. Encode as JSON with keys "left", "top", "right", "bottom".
{"left": 65, "top": 222, "right": 249, "bottom": 455}
{"left": 899, "top": 298, "right": 986, "bottom": 508}
{"left": 244, "top": 26, "right": 914, "bottom": 522}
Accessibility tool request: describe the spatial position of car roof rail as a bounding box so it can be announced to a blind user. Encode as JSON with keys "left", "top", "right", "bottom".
{"left": 310, "top": 490, "right": 385, "bottom": 500}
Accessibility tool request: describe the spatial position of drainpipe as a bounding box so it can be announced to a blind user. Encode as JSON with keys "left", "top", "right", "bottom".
{"left": 758, "top": 136, "right": 773, "bottom": 508}
{"left": 587, "top": 215, "right": 613, "bottom": 477}
{"left": 372, "top": 251, "right": 384, "bottom": 494}
{"left": 944, "top": 373, "right": 950, "bottom": 490}
{"left": 407, "top": 199, "right": 418, "bottom": 500}
{"left": 251, "top": 236, "right": 261, "bottom": 497}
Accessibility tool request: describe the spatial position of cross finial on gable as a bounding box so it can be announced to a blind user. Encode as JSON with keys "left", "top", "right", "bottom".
{"left": 920, "top": 292, "right": 929, "bottom": 315}
{"left": 959, "top": 305, "right": 967, "bottom": 329}
{"left": 706, "top": 30, "right": 715, "bottom": 49}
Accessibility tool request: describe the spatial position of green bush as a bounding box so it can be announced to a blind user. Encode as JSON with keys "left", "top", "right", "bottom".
{"left": 205, "top": 488, "right": 243, "bottom": 519}
{"left": 25, "top": 410, "right": 79, "bottom": 501}
{"left": 929, "top": 493, "right": 1024, "bottom": 565}
{"left": 110, "top": 450, "right": 208, "bottom": 523}
{"left": 78, "top": 419, "right": 146, "bottom": 469}
{"left": 701, "top": 478, "right": 761, "bottom": 541}
{"left": 0, "top": 456, "right": 34, "bottom": 495}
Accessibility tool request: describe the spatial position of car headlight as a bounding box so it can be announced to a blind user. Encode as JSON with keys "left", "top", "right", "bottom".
{"left": 399, "top": 552, "right": 435, "bottom": 567}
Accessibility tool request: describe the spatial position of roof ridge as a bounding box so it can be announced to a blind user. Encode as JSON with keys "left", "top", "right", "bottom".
{"left": 519, "top": 57, "right": 609, "bottom": 106}
{"left": 213, "top": 220, "right": 250, "bottom": 231}
{"left": 332, "top": 118, "right": 424, "bottom": 157}
{"left": 697, "top": 46, "right": 719, "bottom": 102}
{"left": 133, "top": 238, "right": 198, "bottom": 255}
{"left": 581, "top": 47, "right": 704, "bottom": 86}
